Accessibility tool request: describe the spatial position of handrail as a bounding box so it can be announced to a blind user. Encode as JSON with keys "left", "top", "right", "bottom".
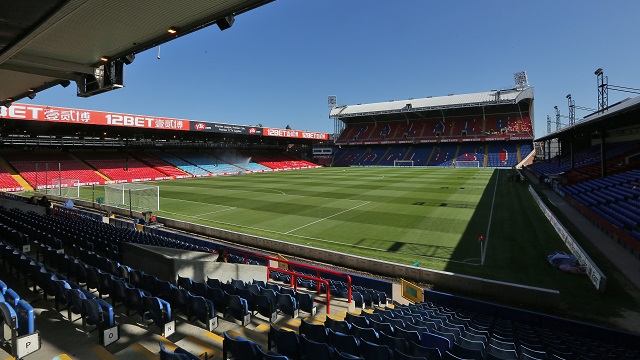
{"left": 225, "top": 248, "right": 352, "bottom": 302}
{"left": 266, "top": 266, "right": 331, "bottom": 314}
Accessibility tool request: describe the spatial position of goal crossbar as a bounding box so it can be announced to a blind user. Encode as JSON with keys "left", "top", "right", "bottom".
{"left": 49, "top": 178, "right": 81, "bottom": 198}
{"left": 104, "top": 183, "right": 160, "bottom": 211}
{"left": 455, "top": 161, "right": 481, "bottom": 168}
{"left": 394, "top": 160, "right": 414, "bottom": 167}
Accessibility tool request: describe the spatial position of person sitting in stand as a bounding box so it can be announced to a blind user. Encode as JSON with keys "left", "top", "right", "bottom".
{"left": 38, "top": 196, "right": 52, "bottom": 215}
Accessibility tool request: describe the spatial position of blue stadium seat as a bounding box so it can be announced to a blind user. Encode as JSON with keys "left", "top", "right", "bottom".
{"left": 277, "top": 293, "right": 298, "bottom": 319}
{"left": 299, "top": 318, "right": 328, "bottom": 343}
{"left": 223, "top": 331, "right": 260, "bottom": 360}
{"left": 158, "top": 341, "right": 195, "bottom": 359}
{"left": 299, "top": 335, "right": 333, "bottom": 360}
{"left": 15, "top": 299, "right": 34, "bottom": 336}
{"left": 359, "top": 338, "right": 393, "bottom": 360}
{"left": 268, "top": 324, "right": 300, "bottom": 359}
{"left": 325, "top": 316, "right": 351, "bottom": 335}
{"left": 188, "top": 295, "right": 216, "bottom": 330}
{"left": 254, "top": 293, "right": 277, "bottom": 322}
{"left": 144, "top": 296, "right": 172, "bottom": 331}
{"left": 224, "top": 293, "right": 250, "bottom": 326}
{"left": 257, "top": 345, "right": 290, "bottom": 360}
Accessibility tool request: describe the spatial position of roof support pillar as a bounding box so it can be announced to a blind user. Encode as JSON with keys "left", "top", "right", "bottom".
{"left": 570, "top": 140, "right": 574, "bottom": 170}
{"left": 600, "top": 131, "right": 607, "bottom": 179}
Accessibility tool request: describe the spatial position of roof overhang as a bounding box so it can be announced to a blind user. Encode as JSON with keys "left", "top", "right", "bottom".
{"left": 330, "top": 87, "right": 534, "bottom": 119}
{"left": 0, "top": 0, "right": 275, "bottom": 106}
{"left": 535, "top": 95, "right": 640, "bottom": 142}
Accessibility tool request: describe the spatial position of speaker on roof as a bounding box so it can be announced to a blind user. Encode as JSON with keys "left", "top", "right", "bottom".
{"left": 121, "top": 54, "right": 135, "bottom": 65}
{"left": 216, "top": 14, "right": 235, "bottom": 31}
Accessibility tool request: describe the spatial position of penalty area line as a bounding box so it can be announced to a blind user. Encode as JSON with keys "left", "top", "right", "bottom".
{"left": 284, "top": 201, "right": 371, "bottom": 234}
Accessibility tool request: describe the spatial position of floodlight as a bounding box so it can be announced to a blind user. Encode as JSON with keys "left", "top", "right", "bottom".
{"left": 28, "top": 93, "right": 36, "bottom": 100}
{"left": 60, "top": 80, "right": 71, "bottom": 88}
{"left": 594, "top": 68, "right": 603, "bottom": 76}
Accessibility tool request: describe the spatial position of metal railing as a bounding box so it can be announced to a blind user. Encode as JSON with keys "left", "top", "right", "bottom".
{"left": 266, "top": 266, "right": 332, "bottom": 314}
{"left": 225, "top": 248, "right": 352, "bottom": 303}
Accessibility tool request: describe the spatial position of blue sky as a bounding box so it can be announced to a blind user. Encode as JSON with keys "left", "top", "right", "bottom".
{"left": 32, "top": 0, "right": 640, "bottom": 139}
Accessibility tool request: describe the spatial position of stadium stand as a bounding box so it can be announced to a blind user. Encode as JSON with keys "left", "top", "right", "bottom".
{"left": 77, "top": 152, "right": 170, "bottom": 183}
{"left": 8, "top": 152, "right": 105, "bottom": 188}
{"left": 0, "top": 186, "right": 638, "bottom": 359}
{"left": 131, "top": 151, "right": 193, "bottom": 179}
{"left": 151, "top": 151, "right": 211, "bottom": 177}
{"left": 454, "top": 144, "right": 485, "bottom": 168}
{"left": 527, "top": 140, "right": 640, "bottom": 181}
{"left": 561, "top": 169, "right": 640, "bottom": 250}
{"left": 174, "top": 151, "right": 242, "bottom": 176}
{"left": 0, "top": 164, "right": 23, "bottom": 192}
{"left": 428, "top": 145, "right": 458, "bottom": 167}
{"left": 217, "top": 151, "right": 272, "bottom": 172}
{"left": 253, "top": 154, "right": 319, "bottom": 170}
{"left": 485, "top": 143, "right": 519, "bottom": 168}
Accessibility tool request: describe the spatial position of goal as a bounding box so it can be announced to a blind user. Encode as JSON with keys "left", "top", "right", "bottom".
{"left": 455, "top": 161, "right": 481, "bottom": 168}
{"left": 104, "top": 183, "right": 160, "bottom": 211}
{"left": 393, "top": 160, "right": 414, "bottom": 167}
{"left": 49, "top": 178, "right": 81, "bottom": 198}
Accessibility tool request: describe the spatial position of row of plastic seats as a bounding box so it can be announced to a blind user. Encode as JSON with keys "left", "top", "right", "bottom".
{"left": 178, "top": 275, "right": 313, "bottom": 326}
{"left": 126, "top": 269, "right": 214, "bottom": 331}
{"left": 2, "top": 240, "right": 115, "bottom": 344}
{"left": 56, "top": 240, "right": 209, "bottom": 334}
{"left": 0, "top": 277, "right": 35, "bottom": 338}
{"left": 218, "top": 277, "right": 317, "bottom": 321}
{"left": 293, "top": 316, "right": 447, "bottom": 360}
{"left": 269, "top": 270, "right": 389, "bottom": 310}
{"left": 31, "top": 240, "right": 176, "bottom": 338}
{"left": 395, "top": 302, "right": 639, "bottom": 360}
{"left": 0, "top": 207, "right": 215, "bottom": 261}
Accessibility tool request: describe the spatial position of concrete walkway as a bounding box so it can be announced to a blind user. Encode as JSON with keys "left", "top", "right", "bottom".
{"left": 525, "top": 171, "right": 640, "bottom": 291}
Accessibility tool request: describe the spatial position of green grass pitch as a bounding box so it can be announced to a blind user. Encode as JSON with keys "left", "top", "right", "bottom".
{"left": 74, "top": 167, "right": 636, "bottom": 320}
{"left": 84, "top": 167, "right": 570, "bottom": 286}
{"left": 77, "top": 167, "right": 639, "bottom": 324}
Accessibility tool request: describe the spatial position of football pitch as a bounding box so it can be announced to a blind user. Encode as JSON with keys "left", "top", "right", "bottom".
{"left": 78, "top": 167, "right": 640, "bottom": 325}
{"left": 84, "top": 167, "right": 577, "bottom": 288}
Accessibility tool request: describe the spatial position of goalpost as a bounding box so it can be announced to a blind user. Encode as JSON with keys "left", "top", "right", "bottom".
{"left": 454, "top": 161, "right": 481, "bottom": 168}
{"left": 104, "top": 183, "right": 160, "bottom": 211}
{"left": 393, "top": 160, "right": 414, "bottom": 167}
{"left": 49, "top": 178, "right": 81, "bottom": 198}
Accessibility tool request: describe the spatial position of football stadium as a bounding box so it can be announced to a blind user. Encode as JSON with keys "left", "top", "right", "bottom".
{"left": 0, "top": 1, "right": 639, "bottom": 360}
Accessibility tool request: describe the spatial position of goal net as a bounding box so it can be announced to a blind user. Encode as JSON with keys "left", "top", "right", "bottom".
{"left": 455, "top": 161, "right": 481, "bottom": 168}
{"left": 104, "top": 183, "right": 160, "bottom": 211}
{"left": 394, "top": 160, "right": 414, "bottom": 167}
{"left": 49, "top": 178, "right": 81, "bottom": 198}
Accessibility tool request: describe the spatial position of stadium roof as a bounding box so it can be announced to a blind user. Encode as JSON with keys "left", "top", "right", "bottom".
{"left": 535, "top": 95, "right": 640, "bottom": 142}
{"left": 330, "top": 87, "right": 534, "bottom": 119}
{"left": 0, "top": 0, "right": 273, "bottom": 106}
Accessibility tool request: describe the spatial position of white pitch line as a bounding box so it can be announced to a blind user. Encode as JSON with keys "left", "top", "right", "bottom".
{"left": 199, "top": 208, "right": 236, "bottom": 216}
{"left": 159, "top": 207, "right": 235, "bottom": 219}
{"left": 481, "top": 170, "right": 500, "bottom": 265}
{"left": 163, "top": 197, "right": 235, "bottom": 209}
{"left": 160, "top": 183, "right": 287, "bottom": 196}
{"left": 160, "top": 208, "right": 475, "bottom": 264}
{"left": 284, "top": 201, "right": 371, "bottom": 234}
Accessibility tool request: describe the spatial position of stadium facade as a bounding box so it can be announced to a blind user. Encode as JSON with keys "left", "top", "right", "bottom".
{"left": 0, "top": 103, "right": 328, "bottom": 192}
{"left": 326, "top": 87, "right": 535, "bottom": 168}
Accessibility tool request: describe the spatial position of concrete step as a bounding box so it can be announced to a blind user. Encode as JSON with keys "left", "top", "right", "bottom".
{"left": 174, "top": 335, "right": 222, "bottom": 359}
{"left": 111, "top": 342, "right": 159, "bottom": 360}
